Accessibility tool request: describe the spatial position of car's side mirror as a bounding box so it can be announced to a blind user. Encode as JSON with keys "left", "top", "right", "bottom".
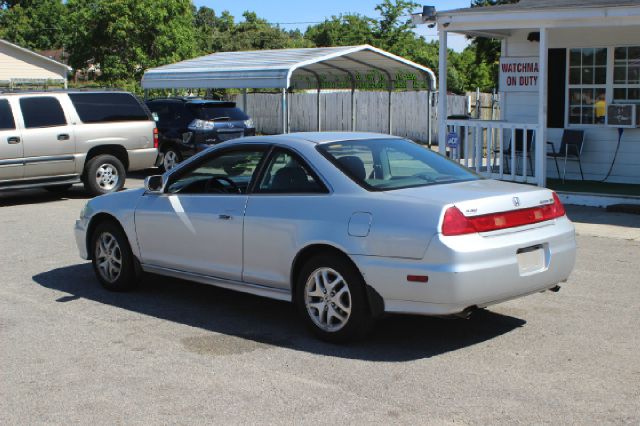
{"left": 144, "top": 175, "right": 164, "bottom": 193}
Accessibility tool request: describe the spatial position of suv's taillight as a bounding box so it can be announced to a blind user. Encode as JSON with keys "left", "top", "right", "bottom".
{"left": 153, "top": 127, "right": 159, "bottom": 149}
{"left": 442, "top": 192, "right": 566, "bottom": 236}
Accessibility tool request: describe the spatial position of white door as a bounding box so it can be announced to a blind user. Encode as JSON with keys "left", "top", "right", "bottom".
{"left": 0, "top": 98, "right": 23, "bottom": 181}
{"left": 135, "top": 146, "right": 268, "bottom": 281}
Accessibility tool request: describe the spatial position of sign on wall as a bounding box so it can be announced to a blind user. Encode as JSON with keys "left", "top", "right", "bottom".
{"left": 499, "top": 57, "right": 539, "bottom": 92}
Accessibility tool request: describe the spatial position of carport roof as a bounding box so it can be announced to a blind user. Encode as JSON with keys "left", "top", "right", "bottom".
{"left": 141, "top": 45, "right": 435, "bottom": 91}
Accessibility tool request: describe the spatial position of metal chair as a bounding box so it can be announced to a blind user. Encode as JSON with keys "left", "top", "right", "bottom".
{"left": 494, "top": 129, "right": 535, "bottom": 175}
{"left": 546, "top": 130, "right": 585, "bottom": 182}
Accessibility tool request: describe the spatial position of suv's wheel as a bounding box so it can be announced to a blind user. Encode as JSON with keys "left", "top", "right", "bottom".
{"left": 83, "top": 154, "right": 126, "bottom": 196}
{"left": 90, "top": 221, "right": 137, "bottom": 291}
{"left": 160, "top": 147, "right": 181, "bottom": 172}
{"left": 295, "top": 254, "right": 372, "bottom": 342}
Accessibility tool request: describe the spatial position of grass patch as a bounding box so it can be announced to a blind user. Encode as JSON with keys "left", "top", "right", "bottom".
{"left": 547, "top": 179, "right": 640, "bottom": 197}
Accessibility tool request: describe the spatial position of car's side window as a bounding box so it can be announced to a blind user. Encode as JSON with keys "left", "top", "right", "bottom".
{"left": 19, "top": 97, "right": 67, "bottom": 129}
{"left": 0, "top": 99, "right": 16, "bottom": 130}
{"left": 166, "top": 148, "right": 266, "bottom": 195}
{"left": 257, "top": 149, "right": 327, "bottom": 194}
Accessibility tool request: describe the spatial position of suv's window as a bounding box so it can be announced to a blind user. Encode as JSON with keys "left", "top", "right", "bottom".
{"left": 258, "top": 150, "right": 327, "bottom": 194}
{"left": 187, "top": 103, "right": 248, "bottom": 121}
{"left": 0, "top": 99, "right": 15, "bottom": 130}
{"left": 167, "top": 148, "right": 266, "bottom": 195}
{"left": 69, "top": 93, "right": 149, "bottom": 123}
{"left": 20, "top": 97, "right": 66, "bottom": 128}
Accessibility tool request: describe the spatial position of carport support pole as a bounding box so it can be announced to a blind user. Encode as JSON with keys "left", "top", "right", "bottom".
{"left": 351, "top": 86, "right": 356, "bottom": 131}
{"left": 281, "top": 88, "right": 288, "bottom": 133}
{"left": 438, "top": 31, "right": 448, "bottom": 155}
{"left": 317, "top": 84, "right": 322, "bottom": 132}
{"left": 388, "top": 80, "right": 394, "bottom": 135}
{"left": 427, "top": 90, "right": 432, "bottom": 147}
{"left": 242, "top": 88, "right": 248, "bottom": 115}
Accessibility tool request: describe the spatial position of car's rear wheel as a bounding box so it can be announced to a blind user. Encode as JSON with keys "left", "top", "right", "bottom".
{"left": 296, "top": 254, "right": 372, "bottom": 342}
{"left": 160, "top": 147, "right": 181, "bottom": 172}
{"left": 90, "top": 221, "right": 137, "bottom": 291}
{"left": 83, "top": 154, "right": 126, "bottom": 196}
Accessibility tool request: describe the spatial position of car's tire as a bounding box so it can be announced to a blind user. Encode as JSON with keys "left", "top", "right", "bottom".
{"left": 83, "top": 154, "right": 126, "bottom": 196}
{"left": 295, "top": 253, "right": 372, "bottom": 343}
{"left": 44, "top": 184, "right": 72, "bottom": 193}
{"left": 160, "top": 147, "right": 181, "bottom": 172}
{"left": 90, "top": 221, "right": 137, "bottom": 292}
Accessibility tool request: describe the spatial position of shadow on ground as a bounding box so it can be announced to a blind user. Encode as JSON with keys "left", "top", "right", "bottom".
{"left": 34, "top": 263, "right": 526, "bottom": 362}
{"left": 565, "top": 205, "right": 640, "bottom": 229}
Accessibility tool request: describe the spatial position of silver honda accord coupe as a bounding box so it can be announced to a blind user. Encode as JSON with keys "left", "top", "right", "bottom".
{"left": 75, "top": 132, "right": 576, "bottom": 341}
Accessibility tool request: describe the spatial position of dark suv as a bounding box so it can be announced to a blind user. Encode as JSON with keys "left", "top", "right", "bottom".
{"left": 146, "top": 98, "right": 256, "bottom": 171}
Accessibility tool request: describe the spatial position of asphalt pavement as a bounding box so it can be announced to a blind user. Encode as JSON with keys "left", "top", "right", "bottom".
{"left": 1, "top": 173, "right": 639, "bottom": 424}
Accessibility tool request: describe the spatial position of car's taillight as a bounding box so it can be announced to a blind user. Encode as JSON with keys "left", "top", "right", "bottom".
{"left": 153, "top": 127, "right": 159, "bottom": 149}
{"left": 442, "top": 192, "right": 566, "bottom": 236}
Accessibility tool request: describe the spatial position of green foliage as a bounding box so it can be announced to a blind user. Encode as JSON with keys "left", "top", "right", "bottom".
{"left": 0, "top": 0, "right": 67, "bottom": 50}
{"left": 469, "top": 0, "right": 520, "bottom": 86}
{"left": 0, "top": 0, "right": 500, "bottom": 94}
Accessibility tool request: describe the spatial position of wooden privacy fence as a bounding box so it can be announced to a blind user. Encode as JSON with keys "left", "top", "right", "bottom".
{"left": 231, "top": 91, "right": 497, "bottom": 144}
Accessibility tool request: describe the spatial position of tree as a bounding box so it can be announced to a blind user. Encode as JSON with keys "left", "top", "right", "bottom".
{"left": 0, "top": 0, "right": 67, "bottom": 50}
{"left": 469, "top": 0, "right": 520, "bottom": 86}
{"left": 65, "top": 0, "right": 197, "bottom": 82}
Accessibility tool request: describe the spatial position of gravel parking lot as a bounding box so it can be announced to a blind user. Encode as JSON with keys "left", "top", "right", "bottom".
{"left": 1, "top": 173, "right": 639, "bottom": 424}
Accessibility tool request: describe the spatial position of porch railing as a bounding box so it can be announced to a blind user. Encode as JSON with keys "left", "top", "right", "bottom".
{"left": 444, "top": 119, "right": 542, "bottom": 185}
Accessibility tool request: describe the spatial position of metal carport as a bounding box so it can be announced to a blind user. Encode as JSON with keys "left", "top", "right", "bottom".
{"left": 142, "top": 45, "right": 436, "bottom": 139}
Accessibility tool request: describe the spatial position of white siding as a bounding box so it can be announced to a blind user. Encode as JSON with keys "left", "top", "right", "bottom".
{"left": 0, "top": 42, "right": 66, "bottom": 83}
{"left": 503, "top": 28, "right": 640, "bottom": 184}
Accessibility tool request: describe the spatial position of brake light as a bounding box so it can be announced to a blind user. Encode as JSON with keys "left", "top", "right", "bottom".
{"left": 442, "top": 192, "right": 566, "bottom": 236}
{"left": 153, "top": 127, "right": 159, "bottom": 149}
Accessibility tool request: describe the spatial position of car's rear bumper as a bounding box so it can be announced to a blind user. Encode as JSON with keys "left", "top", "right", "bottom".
{"left": 352, "top": 217, "right": 576, "bottom": 316}
{"left": 128, "top": 148, "right": 158, "bottom": 171}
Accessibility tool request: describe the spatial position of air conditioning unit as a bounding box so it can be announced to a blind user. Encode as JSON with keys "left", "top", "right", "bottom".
{"left": 607, "top": 104, "right": 639, "bottom": 127}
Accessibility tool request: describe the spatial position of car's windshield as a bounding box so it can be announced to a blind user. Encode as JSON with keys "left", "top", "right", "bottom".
{"left": 187, "top": 104, "right": 249, "bottom": 121}
{"left": 318, "top": 138, "right": 479, "bottom": 191}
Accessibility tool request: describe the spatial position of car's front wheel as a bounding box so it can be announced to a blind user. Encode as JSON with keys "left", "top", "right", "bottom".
{"left": 296, "top": 254, "right": 372, "bottom": 342}
{"left": 90, "top": 221, "right": 137, "bottom": 291}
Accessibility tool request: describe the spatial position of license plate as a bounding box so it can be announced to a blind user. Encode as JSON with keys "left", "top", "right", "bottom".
{"left": 517, "top": 245, "right": 545, "bottom": 275}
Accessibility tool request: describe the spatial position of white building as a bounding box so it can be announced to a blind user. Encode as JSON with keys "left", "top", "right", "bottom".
{"left": 0, "top": 39, "right": 71, "bottom": 89}
{"left": 430, "top": 0, "right": 640, "bottom": 187}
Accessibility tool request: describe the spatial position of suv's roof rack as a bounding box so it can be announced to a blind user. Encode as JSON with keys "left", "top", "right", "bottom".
{"left": 145, "top": 96, "right": 233, "bottom": 103}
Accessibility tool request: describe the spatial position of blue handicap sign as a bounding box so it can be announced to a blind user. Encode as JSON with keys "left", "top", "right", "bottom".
{"left": 446, "top": 132, "right": 459, "bottom": 148}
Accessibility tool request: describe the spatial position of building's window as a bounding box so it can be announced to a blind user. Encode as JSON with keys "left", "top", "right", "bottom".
{"left": 568, "top": 48, "right": 607, "bottom": 125}
{"left": 613, "top": 46, "right": 640, "bottom": 102}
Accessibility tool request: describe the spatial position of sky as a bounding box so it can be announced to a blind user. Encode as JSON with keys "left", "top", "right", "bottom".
{"left": 193, "top": 0, "right": 473, "bottom": 52}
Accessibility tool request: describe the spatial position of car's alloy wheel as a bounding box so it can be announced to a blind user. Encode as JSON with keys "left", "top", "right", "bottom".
{"left": 83, "top": 154, "right": 126, "bottom": 196}
{"left": 95, "top": 231, "right": 122, "bottom": 284}
{"left": 91, "top": 221, "right": 137, "bottom": 291}
{"left": 162, "top": 149, "right": 180, "bottom": 171}
{"left": 304, "top": 267, "right": 352, "bottom": 333}
{"left": 296, "top": 254, "right": 372, "bottom": 342}
{"left": 96, "top": 163, "right": 119, "bottom": 192}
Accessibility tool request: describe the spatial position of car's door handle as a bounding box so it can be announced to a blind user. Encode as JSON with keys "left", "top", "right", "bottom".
{"left": 7, "top": 136, "right": 20, "bottom": 144}
{"left": 57, "top": 134, "right": 70, "bottom": 141}
{"left": 218, "top": 214, "right": 232, "bottom": 220}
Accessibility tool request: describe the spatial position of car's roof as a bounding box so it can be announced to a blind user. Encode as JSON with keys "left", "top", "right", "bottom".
{"left": 0, "top": 90, "right": 133, "bottom": 97}
{"left": 283, "top": 132, "right": 404, "bottom": 145}
{"left": 146, "top": 97, "right": 235, "bottom": 106}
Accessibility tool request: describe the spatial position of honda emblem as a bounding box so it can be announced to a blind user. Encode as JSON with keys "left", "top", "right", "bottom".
{"left": 513, "top": 197, "right": 521, "bottom": 207}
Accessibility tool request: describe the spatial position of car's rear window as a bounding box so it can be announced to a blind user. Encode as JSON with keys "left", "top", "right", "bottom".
{"left": 318, "top": 138, "right": 479, "bottom": 191}
{"left": 69, "top": 93, "right": 151, "bottom": 123}
{"left": 187, "top": 103, "right": 248, "bottom": 121}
